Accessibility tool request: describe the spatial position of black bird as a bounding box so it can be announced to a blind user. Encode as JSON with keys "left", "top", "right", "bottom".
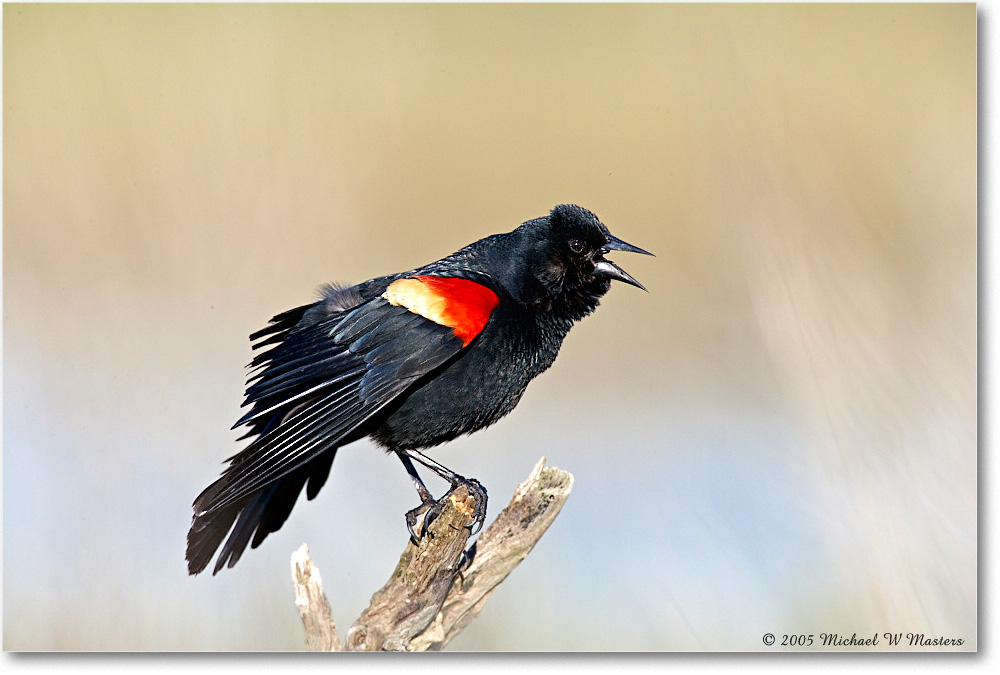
{"left": 186, "top": 204, "right": 651, "bottom": 575}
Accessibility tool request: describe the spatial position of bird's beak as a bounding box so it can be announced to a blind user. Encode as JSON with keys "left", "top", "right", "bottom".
{"left": 594, "top": 234, "right": 654, "bottom": 291}
{"left": 603, "top": 233, "right": 653, "bottom": 257}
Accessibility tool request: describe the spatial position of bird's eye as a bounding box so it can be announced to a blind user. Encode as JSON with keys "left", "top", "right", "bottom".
{"left": 567, "top": 239, "right": 586, "bottom": 255}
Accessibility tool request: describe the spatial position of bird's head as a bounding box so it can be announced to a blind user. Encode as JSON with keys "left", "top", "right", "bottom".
{"left": 507, "top": 204, "right": 651, "bottom": 317}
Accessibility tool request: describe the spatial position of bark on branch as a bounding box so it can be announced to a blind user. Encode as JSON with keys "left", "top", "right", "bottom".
{"left": 290, "top": 457, "right": 573, "bottom": 651}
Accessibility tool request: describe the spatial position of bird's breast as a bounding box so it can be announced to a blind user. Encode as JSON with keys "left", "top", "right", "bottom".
{"left": 370, "top": 308, "right": 563, "bottom": 450}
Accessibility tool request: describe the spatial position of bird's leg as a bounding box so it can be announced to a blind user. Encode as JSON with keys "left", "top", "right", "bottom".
{"left": 398, "top": 452, "right": 435, "bottom": 503}
{"left": 397, "top": 447, "right": 488, "bottom": 537}
{"left": 396, "top": 451, "right": 442, "bottom": 543}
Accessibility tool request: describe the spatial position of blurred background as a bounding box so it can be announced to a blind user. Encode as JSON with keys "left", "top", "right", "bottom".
{"left": 3, "top": 4, "right": 976, "bottom": 651}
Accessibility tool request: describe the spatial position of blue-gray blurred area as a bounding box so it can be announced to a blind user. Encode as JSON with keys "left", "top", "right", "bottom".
{"left": 2, "top": 4, "right": 976, "bottom": 651}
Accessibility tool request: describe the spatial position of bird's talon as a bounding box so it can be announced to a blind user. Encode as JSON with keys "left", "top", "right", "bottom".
{"left": 405, "top": 500, "right": 443, "bottom": 543}
{"left": 457, "top": 540, "right": 477, "bottom": 575}
{"left": 455, "top": 478, "right": 488, "bottom": 534}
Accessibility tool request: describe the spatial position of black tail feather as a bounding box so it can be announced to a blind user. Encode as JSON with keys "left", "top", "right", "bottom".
{"left": 185, "top": 451, "right": 337, "bottom": 575}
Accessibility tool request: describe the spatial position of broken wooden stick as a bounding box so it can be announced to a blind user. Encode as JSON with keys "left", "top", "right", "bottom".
{"left": 290, "top": 457, "right": 574, "bottom": 651}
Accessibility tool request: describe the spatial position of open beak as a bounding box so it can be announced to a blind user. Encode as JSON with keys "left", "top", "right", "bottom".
{"left": 593, "top": 233, "right": 654, "bottom": 291}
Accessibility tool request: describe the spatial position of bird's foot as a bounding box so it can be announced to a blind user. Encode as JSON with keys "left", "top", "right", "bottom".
{"left": 404, "top": 478, "right": 488, "bottom": 544}
{"left": 405, "top": 499, "right": 444, "bottom": 544}
{"left": 452, "top": 477, "right": 488, "bottom": 535}
{"left": 453, "top": 539, "right": 478, "bottom": 584}
{"left": 457, "top": 539, "right": 477, "bottom": 575}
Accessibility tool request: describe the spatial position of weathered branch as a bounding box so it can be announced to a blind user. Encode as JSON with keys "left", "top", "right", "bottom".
{"left": 345, "top": 482, "right": 480, "bottom": 651}
{"left": 290, "top": 457, "right": 574, "bottom": 651}
{"left": 290, "top": 544, "right": 342, "bottom": 652}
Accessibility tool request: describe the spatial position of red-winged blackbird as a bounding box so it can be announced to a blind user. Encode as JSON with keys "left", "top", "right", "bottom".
{"left": 186, "top": 204, "right": 650, "bottom": 575}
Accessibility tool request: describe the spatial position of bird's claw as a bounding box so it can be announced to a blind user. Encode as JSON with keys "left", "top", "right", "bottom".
{"left": 405, "top": 500, "right": 443, "bottom": 544}
{"left": 457, "top": 540, "right": 477, "bottom": 573}
{"left": 458, "top": 478, "right": 488, "bottom": 535}
{"left": 454, "top": 539, "right": 478, "bottom": 584}
{"left": 404, "top": 478, "right": 488, "bottom": 544}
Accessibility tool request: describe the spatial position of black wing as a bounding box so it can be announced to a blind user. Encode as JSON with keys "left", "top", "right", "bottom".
{"left": 186, "top": 290, "right": 465, "bottom": 574}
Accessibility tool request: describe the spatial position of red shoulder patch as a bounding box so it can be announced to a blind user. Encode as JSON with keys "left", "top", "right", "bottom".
{"left": 382, "top": 276, "right": 499, "bottom": 346}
